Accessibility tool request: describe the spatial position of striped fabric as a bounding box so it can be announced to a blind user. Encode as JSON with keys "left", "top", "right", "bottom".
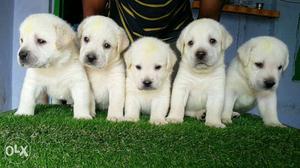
{"left": 108, "top": 0, "right": 193, "bottom": 42}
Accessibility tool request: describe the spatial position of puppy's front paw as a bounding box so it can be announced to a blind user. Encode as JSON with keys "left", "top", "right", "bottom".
{"left": 74, "top": 114, "right": 93, "bottom": 120}
{"left": 265, "top": 122, "right": 286, "bottom": 128}
{"left": 166, "top": 116, "right": 183, "bottom": 124}
{"left": 205, "top": 121, "right": 226, "bottom": 128}
{"left": 14, "top": 110, "right": 34, "bottom": 116}
{"left": 124, "top": 116, "right": 139, "bottom": 122}
{"left": 107, "top": 115, "right": 124, "bottom": 122}
{"left": 90, "top": 110, "right": 96, "bottom": 118}
{"left": 149, "top": 118, "right": 168, "bottom": 125}
{"left": 221, "top": 117, "right": 232, "bottom": 124}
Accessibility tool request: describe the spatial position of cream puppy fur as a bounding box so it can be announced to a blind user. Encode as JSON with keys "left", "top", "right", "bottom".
{"left": 222, "top": 36, "right": 289, "bottom": 127}
{"left": 167, "top": 19, "right": 233, "bottom": 128}
{"left": 77, "top": 16, "right": 129, "bottom": 121}
{"left": 124, "top": 37, "right": 177, "bottom": 125}
{"left": 15, "top": 14, "right": 95, "bottom": 119}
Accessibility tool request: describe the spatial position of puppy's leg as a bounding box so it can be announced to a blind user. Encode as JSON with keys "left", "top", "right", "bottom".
{"left": 257, "top": 92, "right": 285, "bottom": 127}
{"left": 222, "top": 88, "right": 238, "bottom": 124}
{"left": 107, "top": 82, "right": 125, "bottom": 121}
{"left": 89, "top": 91, "right": 96, "bottom": 117}
{"left": 15, "top": 79, "right": 39, "bottom": 116}
{"left": 205, "top": 88, "right": 226, "bottom": 128}
{"left": 149, "top": 96, "right": 169, "bottom": 125}
{"left": 124, "top": 94, "right": 140, "bottom": 122}
{"left": 71, "top": 82, "right": 92, "bottom": 119}
{"left": 166, "top": 84, "right": 189, "bottom": 123}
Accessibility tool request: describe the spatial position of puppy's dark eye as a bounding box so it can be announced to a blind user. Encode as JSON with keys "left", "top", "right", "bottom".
{"left": 84, "top": 36, "right": 89, "bottom": 43}
{"left": 37, "top": 38, "right": 46, "bottom": 45}
{"left": 278, "top": 65, "right": 283, "bottom": 70}
{"left": 103, "top": 42, "right": 111, "bottom": 49}
{"left": 188, "top": 40, "right": 194, "bottom": 46}
{"left": 255, "top": 62, "right": 264, "bottom": 69}
{"left": 20, "top": 38, "right": 23, "bottom": 43}
{"left": 135, "top": 65, "right": 141, "bottom": 70}
{"left": 209, "top": 38, "right": 217, "bottom": 45}
{"left": 154, "top": 65, "right": 162, "bottom": 70}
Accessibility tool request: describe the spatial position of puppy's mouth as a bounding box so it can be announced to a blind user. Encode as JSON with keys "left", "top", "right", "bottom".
{"left": 138, "top": 85, "right": 157, "bottom": 91}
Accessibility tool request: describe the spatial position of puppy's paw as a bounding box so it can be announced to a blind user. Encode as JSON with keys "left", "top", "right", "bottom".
{"left": 166, "top": 116, "right": 183, "bottom": 124}
{"left": 205, "top": 121, "right": 226, "bottom": 128}
{"left": 124, "top": 116, "right": 139, "bottom": 122}
{"left": 90, "top": 110, "right": 96, "bottom": 118}
{"left": 107, "top": 115, "right": 124, "bottom": 122}
{"left": 221, "top": 117, "right": 232, "bottom": 124}
{"left": 14, "top": 110, "right": 34, "bottom": 116}
{"left": 265, "top": 122, "right": 286, "bottom": 128}
{"left": 232, "top": 112, "right": 240, "bottom": 118}
{"left": 74, "top": 114, "right": 93, "bottom": 120}
{"left": 149, "top": 118, "right": 168, "bottom": 125}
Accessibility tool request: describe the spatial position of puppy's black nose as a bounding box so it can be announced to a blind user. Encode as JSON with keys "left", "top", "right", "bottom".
{"left": 264, "top": 79, "right": 275, "bottom": 89}
{"left": 86, "top": 53, "right": 97, "bottom": 63}
{"left": 143, "top": 80, "right": 152, "bottom": 87}
{"left": 19, "top": 50, "right": 29, "bottom": 61}
{"left": 195, "top": 50, "right": 207, "bottom": 60}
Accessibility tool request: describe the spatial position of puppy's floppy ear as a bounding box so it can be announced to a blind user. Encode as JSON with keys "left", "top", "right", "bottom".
{"left": 55, "top": 23, "right": 76, "bottom": 50}
{"left": 283, "top": 44, "right": 289, "bottom": 71}
{"left": 221, "top": 25, "right": 233, "bottom": 50}
{"left": 176, "top": 25, "right": 189, "bottom": 54}
{"left": 167, "top": 45, "right": 177, "bottom": 70}
{"left": 117, "top": 27, "right": 130, "bottom": 54}
{"left": 123, "top": 47, "right": 132, "bottom": 68}
{"left": 237, "top": 40, "right": 254, "bottom": 67}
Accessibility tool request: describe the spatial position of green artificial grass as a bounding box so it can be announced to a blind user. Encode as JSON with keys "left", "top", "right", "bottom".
{"left": 0, "top": 105, "right": 299, "bottom": 167}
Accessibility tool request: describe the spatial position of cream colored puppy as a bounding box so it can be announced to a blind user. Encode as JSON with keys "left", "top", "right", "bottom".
{"left": 124, "top": 37, "right": 177, "bottom": 125}
{"left": 15, "top": 14, "right": 95, "bottom": 119}
{"left": 77, "top": 16, "right": 129, "bottom": 121}
{"left": 222, "top": 36, "right": 289, "bottom": 127}
{"left": 167, "top": 19, "right": 233, "bottom": 128}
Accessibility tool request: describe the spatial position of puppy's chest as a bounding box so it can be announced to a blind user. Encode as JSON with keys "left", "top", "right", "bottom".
{"left": 45, "top": 79, "right": 72, "bottom": 100}
{"left": 88, "top": 75, "right": 108, "bottom": 107}
{"left": 186, "top": 84, "right": 208, "bottom": 111}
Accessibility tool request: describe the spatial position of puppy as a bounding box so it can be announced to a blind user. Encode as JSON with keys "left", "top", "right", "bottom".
{"left": 222, "top": 36, "right": 289, "bottom": 127}
{"left": 124, "top": 37, "right": 177, "bottom": 125}
{"left": 15, "top": 14, "right": 95, "bottom": 119}
{"left": 167, "top": 19, "right": 233, "bottom": 128}
{"left": 77, "top": 16, "right": 129, "bottom": 121}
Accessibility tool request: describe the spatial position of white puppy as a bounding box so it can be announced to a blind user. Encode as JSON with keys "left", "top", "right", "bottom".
{"left": 124, "top": 37, "right": 177, "bottom": 125}
{"left": 222, "top": 36, "right": 289, "bottom": 127}
{"left": 167, "top": 19, "right": 233, "bottom": 128}
{"left": 77, "top": 16, "right": 129, "bottom": 121}
{"left": 15, "top": 14, "right": 95, "bottom": 119}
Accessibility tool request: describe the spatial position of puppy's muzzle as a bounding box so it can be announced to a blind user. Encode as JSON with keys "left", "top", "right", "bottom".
{"left": 85, "top": 53, "right": 97, "bottom": 64}
{"left": 19, "top": 50, "right": 30, "bottom": 64}
{"left": 264, "top": 78, "right": 276, "bottom": 89}
{"left": 195, "top": 50, "right": 207, "bottom": 63}
{"left": 141, "top": 79, "right": 154, "bottom": 90}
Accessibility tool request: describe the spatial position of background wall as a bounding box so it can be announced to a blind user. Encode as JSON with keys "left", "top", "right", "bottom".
{"left": 0, "top": 0, "right": 14, "bottom": 111}
{"left": 1, "top": 0, "right": 300, "bottom": 128}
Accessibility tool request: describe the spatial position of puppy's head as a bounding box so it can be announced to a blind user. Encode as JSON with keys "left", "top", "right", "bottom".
{"left": 237, "top": 36, "right": 289, "bottom": 91}
{"left": 177, "top": 19, "right": 232, "bottom": 71}
{"left": 77, "top": 16, "right": 129, "bottom": 69}
{"left": 18, "top": 13, "right": 77, "bottom": 68}
{"left": 124, "top": 37, "right": 177, "bottom": 90}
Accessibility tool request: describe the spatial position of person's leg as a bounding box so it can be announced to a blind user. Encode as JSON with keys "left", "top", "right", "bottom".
{"left": 199, "top": 0, "right": 224, "bottom": 21}
{"left": 82, "top": 0, "right": 108, "bottom": 17}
